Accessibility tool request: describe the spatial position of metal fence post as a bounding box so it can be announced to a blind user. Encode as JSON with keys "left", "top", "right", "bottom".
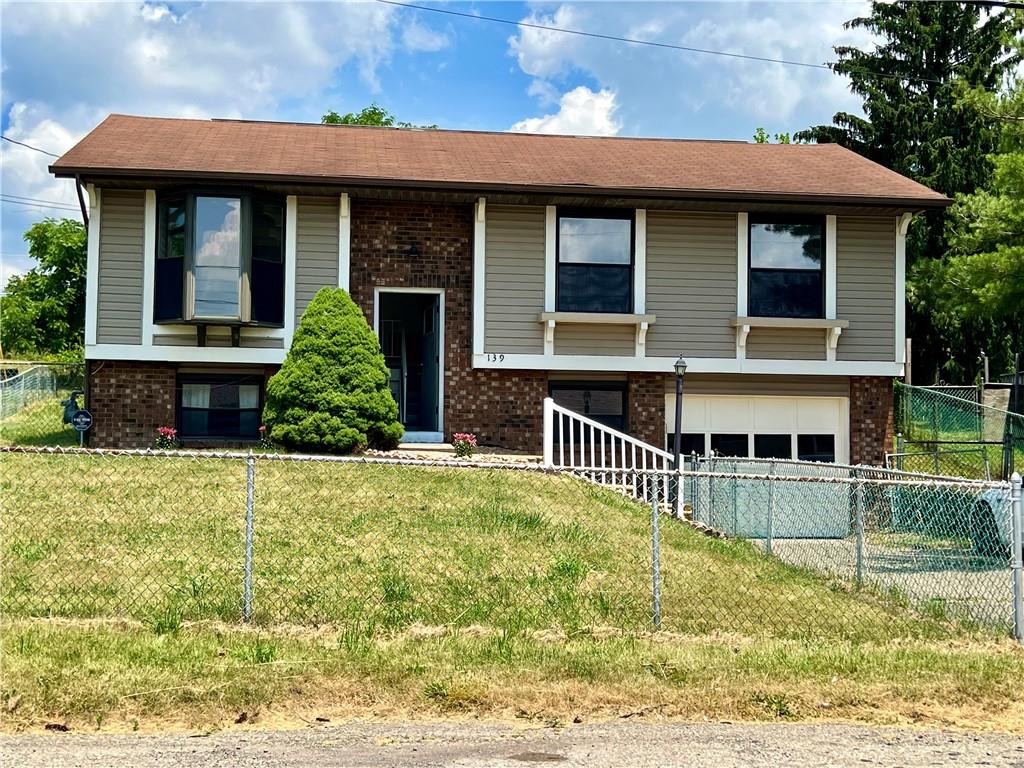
{"left": 896, "top": 432, "right": 904, "bottom": 472}
{"left": 651, "top": 478, "right": 662, "bottom": 630}
{"left": 1011, "top": 472, "right": 1023, "bottom": 643}
{"left": 242, "top": 452, "right": 256, "bottom": 623}
{"left": 853, "top": 469, "right": 864, "bottom": 590}
{"left": 689, "top": 451, "right": 699, "bottom": 522}
{"left": 766, "top": 462, "right": 775, "bottom": 556}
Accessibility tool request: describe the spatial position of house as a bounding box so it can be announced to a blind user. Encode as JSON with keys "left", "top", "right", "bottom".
{"left": 50, "top": 114, "right": 950, "bottom": 463}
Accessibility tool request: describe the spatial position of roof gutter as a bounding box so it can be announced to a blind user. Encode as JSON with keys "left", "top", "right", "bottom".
{"left": 49, "top": 165, "right": 953, "bottom": 209}
{"left": 74, "top": 175, "right": 89, "bottom": 229}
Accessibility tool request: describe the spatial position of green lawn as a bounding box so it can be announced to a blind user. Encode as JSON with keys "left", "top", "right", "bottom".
{"left": 0, "top": 394, "right": 79, "bottom": 447}
{"left": 4, "top": 452, "right": 1023, "bottom": 733}
{"left": 1, "top": 452, "right": 978, "bottom": 642}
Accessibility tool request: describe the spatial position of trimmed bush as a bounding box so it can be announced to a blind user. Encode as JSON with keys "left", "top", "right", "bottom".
{"left": 262, "top": 288, "right": 403, "bottom": 453}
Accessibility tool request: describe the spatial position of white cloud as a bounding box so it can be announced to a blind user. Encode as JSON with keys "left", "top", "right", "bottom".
{"left": 507, "top": 1, "right": 874, "bottom": 136}
{"left": 402, "top": 19, "right": 450, "bottom": 53}
{"left": 508, "top": 4, "right": 584, "bottom": 79}
{"left": 511, "top": 86, "right": 621, "bottom": 136}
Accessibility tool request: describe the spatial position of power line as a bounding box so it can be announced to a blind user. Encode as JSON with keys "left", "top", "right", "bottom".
{"left": 1, "top": 135, "right": 60, "bottom": 158}
{"left": 0, "top": 197, "right": 79, "bottom": 213}
{"left": 377, "top": 0, "right": 948, "bottom": 86}
{"left": 2, "top": 193, "right": 79, "bottom": 208}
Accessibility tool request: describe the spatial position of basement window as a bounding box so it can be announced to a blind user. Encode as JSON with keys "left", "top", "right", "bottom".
{"left": 177, "top": 374, "right": 263, "bottom": 441}
{"left": 155, "top": 192, "right": 285, "bottom": 326}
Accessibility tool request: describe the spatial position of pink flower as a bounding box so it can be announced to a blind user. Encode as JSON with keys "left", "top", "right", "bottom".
{"left": 259, "top": 425, "right": 267, "bottom": 434}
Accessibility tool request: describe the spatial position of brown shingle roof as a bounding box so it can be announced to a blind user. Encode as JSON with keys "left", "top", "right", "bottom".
{"left": 51, "top": 114, "right": 949, "bottom": 207}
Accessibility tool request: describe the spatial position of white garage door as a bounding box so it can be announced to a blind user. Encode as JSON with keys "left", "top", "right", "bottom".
{"left": 665, "top": 394, "right": 851, "bottom": 539}
{"left": 664, "top": 394, "right": 850, "bottom": 464}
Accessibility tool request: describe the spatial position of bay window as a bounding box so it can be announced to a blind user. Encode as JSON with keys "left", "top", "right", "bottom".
{"left": 155, "top": 192, "right": 285, "bottom": 326}
{"left": 556, "top": 210, "right": 633, "bottom": 313}
{"left": 748, "top": 217, "right": 824, "bottom": 318}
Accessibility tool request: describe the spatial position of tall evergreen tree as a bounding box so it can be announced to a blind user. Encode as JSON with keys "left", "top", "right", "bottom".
{"left": 797, "top": 1, "right": 1022, "bottom": 381}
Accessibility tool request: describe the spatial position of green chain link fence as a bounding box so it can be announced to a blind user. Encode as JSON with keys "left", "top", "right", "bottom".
{"left": 893, "top": 382, "right": 1024, "bottom": 480}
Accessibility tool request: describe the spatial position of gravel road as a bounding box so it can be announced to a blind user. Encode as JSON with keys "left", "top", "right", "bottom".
{"left": 3, "top": 722, "right": 1023, "bottom": 767}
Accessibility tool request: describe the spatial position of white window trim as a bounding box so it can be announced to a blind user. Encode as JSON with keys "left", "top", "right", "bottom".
{"left": 372, "top": 286, "right": 446, "bottom": 438}
{"left": 896, "top": 213, "right": 911, "bottom": 367}
{"left": 634, "top": 209, "right": 647, "bottom": 314}
{"left": 472, "top": 351, "right": 903, "bottom": 377}
{"left": 735, "top": 212, "right": 748, "bottom": 360}
{"left": 141, "top": 190, "right": 156, "bottom": 346}
{"left": 472, "top": 197, "right": 486, "bottom": 356}
{"left": 825, "top": 214, "right": 838, "bottom": 361}
{"left": 543, "top": 205, "right": 557, "bottom": 353}
{"left": 338, "top": 192, "right": 351, "bottom": 291}
{"left": 284, "top": 195, "right": 298, "bottom": 347}
{"left": 84, "top": 185, "right": 101, "bottom": 346}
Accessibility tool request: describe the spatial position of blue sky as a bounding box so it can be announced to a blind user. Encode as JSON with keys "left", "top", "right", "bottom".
{"left": 0, "top": 0, "right": 872, "bottom": 287}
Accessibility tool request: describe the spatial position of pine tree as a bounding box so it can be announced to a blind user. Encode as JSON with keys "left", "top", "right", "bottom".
{"left": 262, "top": 288, "right": 404, "bottom": 453}
{"left": 797, "top": 1, "right": 1022, "bottom": 380}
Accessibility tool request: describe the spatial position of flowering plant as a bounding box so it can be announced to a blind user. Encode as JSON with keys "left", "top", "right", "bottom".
{"left": 154, "top": 425, "right": 178, "bottom": 450}
{"left": 452, "top": 432, "right": 478, "bottom": 458}
{"left": 258, "top": 424, "right": 274, "bottom": 451}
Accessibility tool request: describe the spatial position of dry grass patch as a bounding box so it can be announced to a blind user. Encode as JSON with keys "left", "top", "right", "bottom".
{"left": 3, "top": 619, "right": 1023, "bottom": 734}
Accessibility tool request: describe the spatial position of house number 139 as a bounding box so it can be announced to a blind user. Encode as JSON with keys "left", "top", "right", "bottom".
{"left": 486, "top": 354, "right": 505, "bottom": 363}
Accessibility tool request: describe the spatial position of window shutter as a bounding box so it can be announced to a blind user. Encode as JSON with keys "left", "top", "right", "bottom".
{"left": 154, "top": 197, "right": 186, "bottom": 322}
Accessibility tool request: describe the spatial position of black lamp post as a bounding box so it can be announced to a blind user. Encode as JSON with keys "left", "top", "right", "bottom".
{"left": 672, "top": 355, "right": 687, "bottom": 470}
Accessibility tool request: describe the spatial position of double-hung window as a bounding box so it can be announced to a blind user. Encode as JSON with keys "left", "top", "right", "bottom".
{"left": 155, "top": 192, "right": 285, "bottom": 326}
{"left": 748, "top": 216, "right": 825, "bottom": 318}
{"left": 556, "top": 210, "right": 633, "bottom": 313}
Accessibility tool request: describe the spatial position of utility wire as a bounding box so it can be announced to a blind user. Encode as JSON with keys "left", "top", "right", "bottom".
{"left": 2, "top": 193, "right": 79, "bottom": 208}
{"left": 1, "top": 135, "right": 60, "bottom": 158}
{"left": 377, "top": 0, "right": 950, "bottom": 86}
{"left": 0, "top": 198, "right": 80, "bottom": 213}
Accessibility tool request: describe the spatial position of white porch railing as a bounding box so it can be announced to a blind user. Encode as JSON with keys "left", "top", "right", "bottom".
{"left": 542, "top": 396, "right": 678, "bottom": 507}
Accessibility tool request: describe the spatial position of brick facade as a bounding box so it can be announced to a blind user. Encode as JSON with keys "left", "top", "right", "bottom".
{"left": 628, "top": 373, "right": 667, "bottom": 449}
{"left": 348, "top": 199, "right": 547, "bottom": 451}
{"left": 849, "top": 375, "right": 895, "bottom": 466}
{"left": 87, "top": 360, "right": 177, "bottom": 448}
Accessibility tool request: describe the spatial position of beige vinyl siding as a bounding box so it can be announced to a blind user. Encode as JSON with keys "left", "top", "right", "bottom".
{"left": 484, "top": 205, "right": 546, "bottom": 354}
{"left": 97, "top": 190, "right": 145, "bottom": 344}
{"left": 670, "top": 374, "right": 849, "bottom": 398}
{"left": 645, "top": 212, "right": 737, "bottom": 358}
{"left": 746, "top": 328, "right": 826, "bottom": 360}
{"left": 836, "top": 216, "right": 896, "bottom": 362}
{"left": 295, "top": 197, "right": 339, "bottom": 326}
{"left": 554, "top": 324, "right": 634, "bottom": 355}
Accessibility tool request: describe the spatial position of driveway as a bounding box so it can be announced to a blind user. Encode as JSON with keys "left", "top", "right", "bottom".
{"left": 757, "top": 537, "right": 1012, "bottom": 627}
{"left": 3, "top": 722, "right": 1023, "bottom": 768}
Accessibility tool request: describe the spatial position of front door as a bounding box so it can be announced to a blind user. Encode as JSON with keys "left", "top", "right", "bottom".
{"left": 378, "top": 291, "right": 443, "bottom": 442}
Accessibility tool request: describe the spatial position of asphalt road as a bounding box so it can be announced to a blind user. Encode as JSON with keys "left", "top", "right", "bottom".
{"left": 3, "top": 722, "right": 1024, "bottom": 767}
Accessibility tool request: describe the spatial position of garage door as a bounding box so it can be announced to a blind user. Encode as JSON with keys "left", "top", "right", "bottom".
{"left": 665, "top": 395, "right": 851, "bottom": 539}
{"left": 664, "top": 395, "right": 850, "bottom": 464}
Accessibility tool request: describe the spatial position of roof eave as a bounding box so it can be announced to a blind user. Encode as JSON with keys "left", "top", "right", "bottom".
{"left": 50, "top": 164, "right": 953, "bottom": 209}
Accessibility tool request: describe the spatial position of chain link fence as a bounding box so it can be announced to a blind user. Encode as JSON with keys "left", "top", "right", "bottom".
{"left": 2, "top": 447, "right": 1021, "bottom": 643}
{"left": 894, "top": 382, "right": 1024, "bottom": 480}
{"left": 0, "top": 362, "right": 86, "bottom": 447}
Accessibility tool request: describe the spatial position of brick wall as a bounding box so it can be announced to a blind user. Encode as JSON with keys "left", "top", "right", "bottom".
{"left": 849, "top": 375, "right": 894, "bottom": 466}
{"left": 348, "top": 199, "right": 546, "bottom": 451}
{"left": 87, "top": 360, "right": 177, "bottom": 448}
{"left": 628, "top": 373, "right": 667, "bottom": 448}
